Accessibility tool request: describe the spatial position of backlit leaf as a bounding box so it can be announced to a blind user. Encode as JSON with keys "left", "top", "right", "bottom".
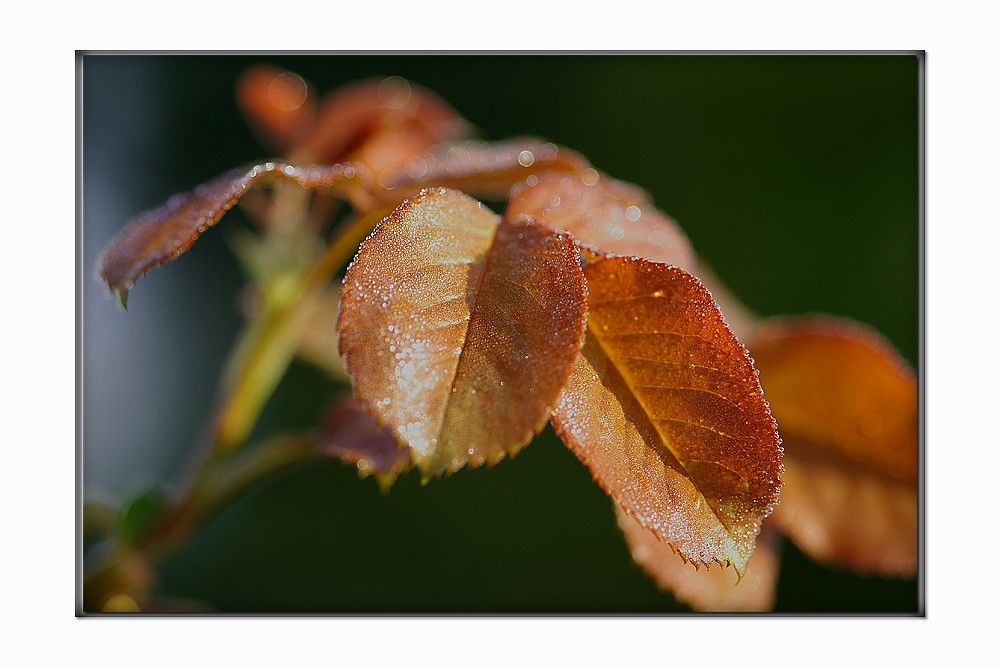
{"left": 750, "top": 316, "right": 918, "bottom": 574}
{"left": 338, "top": 188, "right": 587, "bottom": 476}
{"left": 96, "top": 161, "right": 371, "bottom": 306}
{"left": 550, "top": 257, "right": 782, "bottom": 574}
{"left": 507, "top": 171, "right": 696, "bottom": 271}
{"left": 380, "top": 138, "right": 590, "bottom": 203}
{"left": 616, "top": 504, "right": 781, "bottom": 612}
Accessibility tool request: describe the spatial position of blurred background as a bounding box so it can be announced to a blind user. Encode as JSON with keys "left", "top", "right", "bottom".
{"left": 81, "top": 54, "right": 919, "bottom": 613}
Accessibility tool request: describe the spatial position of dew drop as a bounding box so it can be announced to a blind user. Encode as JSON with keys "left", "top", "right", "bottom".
{"left": 581, "top": 168, "right": 600, "bottom": 186}
{"left": 517, "top": 150, "right": 535, "bottom": 167}
{"left": 625, "top": 205, "right": 641, "bottom": 221}
{"left": 405, "top": 156, "right": 428, "bottom": 178}
{"left": 378, "top": 75, "right": 412, "bottom": 109}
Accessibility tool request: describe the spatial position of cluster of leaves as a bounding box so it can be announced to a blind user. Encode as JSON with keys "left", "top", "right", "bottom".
{"left": 90, "top": 66, "right": 917, "bottom": 612}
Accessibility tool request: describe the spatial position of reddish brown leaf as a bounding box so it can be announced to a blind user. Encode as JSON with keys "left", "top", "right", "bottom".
{"left": 236, "top": 65, "right": 316, "bottom": 154}
{"left": 551, "top": 257, "right": 783, "bottom": 574}
{"left": 750, "top": 316, "right": 917, "bottom": 482}
{"left": 616, "top": 504, "right": 781, "bottom": 611}
{"left": 379, "top": 138, "right": 591, "bottom": 203}
{"left": 750, "top": 316, "right": 918, "bottom": 575}
{"left": 318, "top": 394, "right": 410, "bottom": 488}
{"left": 96, "top": 161, "right": 372, "bottom": 306}
{"left": 506, "top": 171, "right": 696, "bottom": 272}
{"left": 338, "top": 188, "right": 587, "bottom": 476}
{"left": 289, "top": 76, "right": 469, "bottom": 167}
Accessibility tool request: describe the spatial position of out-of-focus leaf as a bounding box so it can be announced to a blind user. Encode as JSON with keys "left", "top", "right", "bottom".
{"left": 318, "top": 394, "right": 410, "bottom": 490}
{"left": 506, "top": 171, "right": 696, "bottom": 272}
{"left": 750, "top": 316, "right": 918, "bottom": 574}
{"left": 290, "top": 76, "right": 469, "bottom": 167}
{"left": 615, "top": 504, "right": 781, "bottom": 611}
{"left": 550, "top": 257, "right": 782, "bottom": 575}
{"left": 381, "top": 138, "right": 590, "bottom": 202}
{"left": 96, "top": 161, "right": 371, "bottom": 306}
{"left": 236, "top": 65, "right": 316, "bottom": 153}
{"left": 119, "top": 487, "right": 169, "bottom": 548}
{"left": 338, "top": 188, "right": 587, "bottom": 476}
{"left": 750, "top": 316, "right": 917, "bottom": 482}
{"left": 295, "top": 284, "right": 349, "bottom": 381}
{"left": 772, "top": 435, "right": 917, "bottom": 575}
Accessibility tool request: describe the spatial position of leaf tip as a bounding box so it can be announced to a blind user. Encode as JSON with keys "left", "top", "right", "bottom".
{"left": 115, "top": 287, "right": 129, "bottom": 311}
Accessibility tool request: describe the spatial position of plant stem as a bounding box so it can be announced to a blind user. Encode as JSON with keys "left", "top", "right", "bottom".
{"left": 210, "top": 203, "right": 390, "bottom": 452}
{"left": 142, "top": 434, "right": 320, "bottom": 562}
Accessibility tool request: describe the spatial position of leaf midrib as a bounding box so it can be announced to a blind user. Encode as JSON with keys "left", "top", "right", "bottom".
{"left": 587, "top": 317, "right": 743, "bottom": 563}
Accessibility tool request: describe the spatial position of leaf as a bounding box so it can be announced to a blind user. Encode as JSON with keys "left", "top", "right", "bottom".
{"left": 236, "top": 65, "right": 316, "bottom": 153}
{"left": 550, "top": 257, "right": 783, "bottom": 575}
{"left": 616, "top": 504, "right": 781, "bottom": 612}
{"left": 506, "top": 171, "right": 696, "bottom": 272}
{"left": 289, "top": 76, "right": 469, "bottom": 166}
{"left": 318, "top": 394, "right": 410, "bottom": 490}
{"left": 772, "top": 435, "right": 917, "bottom": 575}
{"left": 379, "top": 138, "right": 591, "bottom": 203}
{"left": 119, "top": 487, "right": 169, "bottom": 548}
{"left": 688, "top": 261, "right": 760, "bottom": 344}
{"left": 338, "top": 188, "right": 587, "bottom": 476}
{"left": 750, "top": 316, "right": 917, "bottom": 482}
{"left": 749, "top": 316, "right": 918, "bottom": 574}
{"left": 95, "top": 161, "right": 371, "bottom": 306}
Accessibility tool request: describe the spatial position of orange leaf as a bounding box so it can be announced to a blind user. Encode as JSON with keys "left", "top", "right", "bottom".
{"left": 750, "top": 316, "right": 918, "bottom": 574}
{"left": 236, "top": 65, "right": 316, "bottom": 154}
{"left": 616, "top": 504, "right": 781, "bottom": 611}
{"left": 772, "top": 436, "right": 917, "bottom": 576}
{"left": 338, "top": 188, "right": 587, "bottom": 476}
{"left": 550, "top": 257, "right": 783, "bottom": 575}
{"left": 507, "top": 171, "right": 696, "bottom": 272}
{"left": 95, "top": 161, "right": 371, "bottom": 306}
{"left": 750, "top": 316, "right": 917, "bottom": 482}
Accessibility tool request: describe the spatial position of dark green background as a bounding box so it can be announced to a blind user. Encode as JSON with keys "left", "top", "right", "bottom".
{"left": 82, "top": 54, "right": 920, "bottom": 613}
